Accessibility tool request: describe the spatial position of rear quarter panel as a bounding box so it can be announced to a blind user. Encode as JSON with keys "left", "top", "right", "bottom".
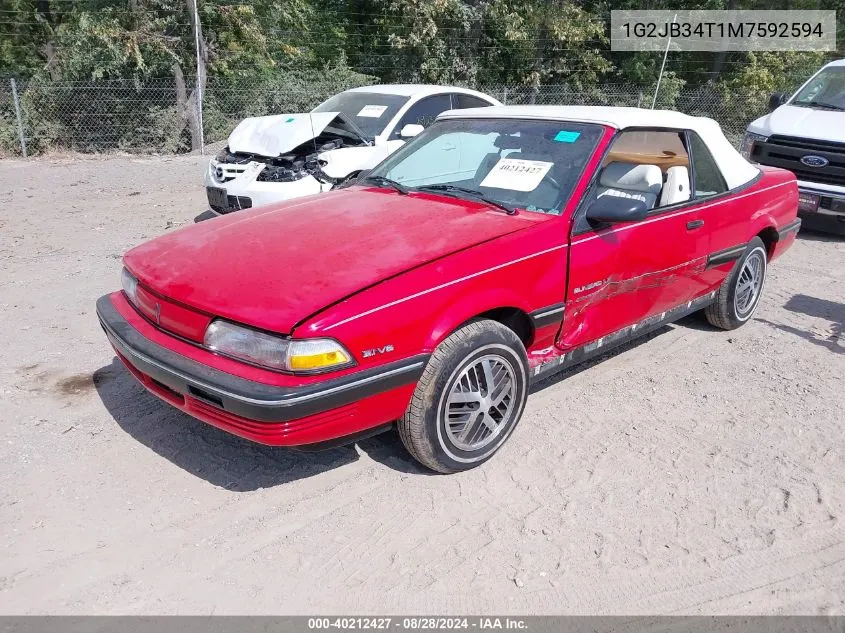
{"left": 706, "top": 166, "right": 798, "bottom": 258}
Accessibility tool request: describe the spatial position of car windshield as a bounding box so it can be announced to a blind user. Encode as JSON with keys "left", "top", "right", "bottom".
{"left": 792, "top": 66, "right": 845, "bottom": 111}
{"left": 367, "top": 118, "right": 604, "bottom": 215}
{"left": 312, "top": 92, "right": 410, "bottom": 138}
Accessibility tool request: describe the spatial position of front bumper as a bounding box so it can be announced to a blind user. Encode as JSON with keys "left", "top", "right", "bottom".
{"left": 797, "top": 185, "right": 845, "bottom": 235}
{"left": 204, "top": 159, "right": 328, "bottom": 214}
{"left": 798, "top": 183, "right": 845, "bottom": 211}
{"left": 96, "top": 295, "right": 426, "bottom": 446}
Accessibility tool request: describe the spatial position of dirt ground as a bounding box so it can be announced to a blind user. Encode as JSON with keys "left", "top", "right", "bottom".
{"left": 0, "top": 154, "right": 844, "bottom": 615}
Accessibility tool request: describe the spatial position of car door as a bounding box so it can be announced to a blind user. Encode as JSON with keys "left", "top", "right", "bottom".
{"left": 684, "top": 131, "right": 737, "bottom": 292}
{"left": 557, "top": 129, "right": 706, "bottom": 352}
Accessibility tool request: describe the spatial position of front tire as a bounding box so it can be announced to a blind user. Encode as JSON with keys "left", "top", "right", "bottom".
{"left": 705, "top": 237, "right": 768, "bottom": 330}
{"left": 398, "top": 320, "right": 529, "bottom": 474}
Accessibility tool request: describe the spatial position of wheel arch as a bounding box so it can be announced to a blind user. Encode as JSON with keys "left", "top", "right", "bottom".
{"left": 756, "top": 225, "right": 780, "bottom": 259}
{"left": 425, "top": 292, "right": 535, "bottom": 351}
{"left": 472, "top": 307, "right": 534, "bottom": 348}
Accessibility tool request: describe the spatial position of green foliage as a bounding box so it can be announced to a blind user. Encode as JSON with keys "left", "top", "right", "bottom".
{"left": 127, "top": 105, "right": 192, "bottom": 153}
{"left": 719, "top": 51, "right": 828, "bottom": 103}
{"left": 651, "top": 72, "right": 686, "bottom": 109}
{"left": 0, "top": 112, "right": 20, "bottom": 158}
{"left": 0, "top": 0, "right": 842, "bottom": 154}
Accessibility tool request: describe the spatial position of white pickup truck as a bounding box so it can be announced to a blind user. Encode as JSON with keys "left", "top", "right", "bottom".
{"left": 741, "top": 59, "right": 845, "bottom": 235}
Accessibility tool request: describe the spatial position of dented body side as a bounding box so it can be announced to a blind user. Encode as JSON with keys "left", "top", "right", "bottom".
{"left": 560, "top": 167, "right": 798, "bottom": 353}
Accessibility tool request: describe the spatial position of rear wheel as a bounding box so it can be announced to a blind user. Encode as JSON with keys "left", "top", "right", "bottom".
{"left": 398, "top": 320, "right": 529, "bottom": 474}
{"left": 705, "top": 237, "right": 767, "bottom": 330}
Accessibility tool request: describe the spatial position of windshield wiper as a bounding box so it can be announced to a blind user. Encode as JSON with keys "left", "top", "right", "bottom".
{"left": 793, "top": 100, "right": 845, "bottom": 111}
{"left": 361, "top": 175, "right": 410, "bottom": 195}
{"left": 416, "top": 184, "right": 516, "bottom": 215}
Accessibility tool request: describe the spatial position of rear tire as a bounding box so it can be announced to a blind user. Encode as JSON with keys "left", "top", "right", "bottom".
{"left": 705, "top": 237, "right": 767, "bottom": 330}
{"left": 398, "top": 320, "right": 529, "bottom": 474}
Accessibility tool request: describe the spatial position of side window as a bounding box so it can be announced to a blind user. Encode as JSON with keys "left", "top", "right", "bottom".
{"left": 454, "top": 94, "right": 494, "bottom": 109}
{"left": 393, "top": 94, "right": 453, "bottom": 136}
{"left": 594, "top": 129, "right": 690, "bottom": 212}
{"left": 689, "top": 132, "right": 728, "bottom": 198}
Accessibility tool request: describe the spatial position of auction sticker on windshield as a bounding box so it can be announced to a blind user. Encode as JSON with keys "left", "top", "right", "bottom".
{"left": 480, "top": 158, "right": 553, "bottom": 191}
{"left": 357, "top": 105, "right": 389, "bottom": 118}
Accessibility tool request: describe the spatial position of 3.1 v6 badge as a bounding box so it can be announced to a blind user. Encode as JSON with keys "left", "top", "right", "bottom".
{"left": 362, "top": 345, "right": 395, "bottom": 358}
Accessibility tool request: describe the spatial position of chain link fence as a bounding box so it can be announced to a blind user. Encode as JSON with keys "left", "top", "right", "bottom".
{"left": 0, "top": 72, "right": 807, "bottom": 157}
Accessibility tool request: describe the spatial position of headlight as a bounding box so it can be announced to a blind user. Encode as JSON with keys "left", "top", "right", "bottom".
{"left": 740, "top": 132, "right": 768, "bottom": 160}
{"left": 203, "top": 320, "right": 353, "bottom": 373}
{"left": 121, "top": 268, "right": 139, "bottom": 306}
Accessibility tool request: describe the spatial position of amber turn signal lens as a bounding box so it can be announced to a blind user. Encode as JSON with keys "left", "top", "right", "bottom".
{"left": 287, "top": 340, "right": 352, "bottom": 371}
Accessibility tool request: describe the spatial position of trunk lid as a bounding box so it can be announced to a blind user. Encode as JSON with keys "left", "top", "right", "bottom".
{"left": 124, "top": 188, "right": 544, "bottom": 334}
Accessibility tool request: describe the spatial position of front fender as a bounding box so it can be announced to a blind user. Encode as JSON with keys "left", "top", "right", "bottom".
{"left": 295, "top": 221, "right": 568, "bottom": 370}
{"left": 425, "top": 290, "right": 530, "bottom": 349}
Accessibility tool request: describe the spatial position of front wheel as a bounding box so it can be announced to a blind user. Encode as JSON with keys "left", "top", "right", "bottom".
{"left": 705, "top": 237, "right": 768, "bottom": 330}
{"left": 398, "top": 320, "right": 529, "bottom": 474}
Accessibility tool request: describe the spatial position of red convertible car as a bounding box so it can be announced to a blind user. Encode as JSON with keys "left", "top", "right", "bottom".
{"left": 97, "top": 106, "right": 800, "bottom": 473}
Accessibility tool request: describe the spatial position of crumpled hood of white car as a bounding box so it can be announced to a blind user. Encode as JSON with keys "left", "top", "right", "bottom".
{"left": 749, "top": 104, "right": 845, "bottom": 143}
{"left": 227, "top": 112, "right": 343, "bottom": 157}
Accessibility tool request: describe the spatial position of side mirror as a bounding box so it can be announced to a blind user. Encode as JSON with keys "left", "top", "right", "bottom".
{"left": 399, "top": 123, "right": 425, "bottom": 139}
{"left": 585, "top": 196, "right": 650, "bottom": 225}
{"left": 768, "top": 92, "right": 787, "bottom": 111}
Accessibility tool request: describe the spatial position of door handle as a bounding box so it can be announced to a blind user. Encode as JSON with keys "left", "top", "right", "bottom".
{"left": 686, "top": 219, "right": 704, "bottom": 230}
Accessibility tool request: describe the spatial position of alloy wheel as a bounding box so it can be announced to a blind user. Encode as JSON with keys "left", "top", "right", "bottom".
{"left": 735, "top": 248, "right": 765, "bottom": 318}
{"left": 443, "top": 354, "right": 518, "bottom": 452}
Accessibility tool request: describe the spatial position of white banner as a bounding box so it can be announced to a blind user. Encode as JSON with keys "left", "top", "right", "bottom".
{"left": 611, "top": 10, "right": 836, "bottom": 52}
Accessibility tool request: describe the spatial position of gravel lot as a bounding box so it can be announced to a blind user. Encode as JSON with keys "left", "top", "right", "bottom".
{"left": 1, "top": 154, "right": 844, "bottom": 615}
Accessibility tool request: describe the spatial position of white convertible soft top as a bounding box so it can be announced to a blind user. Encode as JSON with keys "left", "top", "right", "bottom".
{"left": 439, "top": 105, "right": 760, "bottom": 190}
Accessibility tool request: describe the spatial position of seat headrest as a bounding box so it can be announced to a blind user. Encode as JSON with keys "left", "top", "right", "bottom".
{"left": 600, "top": 162, "right": 663, "bottom": 194}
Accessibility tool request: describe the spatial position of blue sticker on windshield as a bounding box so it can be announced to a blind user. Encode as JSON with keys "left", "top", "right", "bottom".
{"left": 285, "top": 117, "right": 295, "bottom": 123}
{"left": 554, "top": 130, "right": 581, "bottom": 143}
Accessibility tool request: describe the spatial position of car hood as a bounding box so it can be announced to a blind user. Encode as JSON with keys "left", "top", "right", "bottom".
{"left": 227, "top": 112, "right": 368, "bottom": 156}
{"left": 123, "top": 188, "right": 542, "bottom": 334}
{"left": 749, "top": 104, "right": 845, "bottom": 143}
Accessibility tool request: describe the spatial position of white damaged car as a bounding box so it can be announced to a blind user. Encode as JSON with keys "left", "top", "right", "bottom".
{"left": 204, "top": 84, "right": 501, "bottom": 214}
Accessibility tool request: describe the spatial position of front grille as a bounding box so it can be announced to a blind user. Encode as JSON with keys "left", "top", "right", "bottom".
{"left": 214, "top": 164, "right": 248, "bottom": 183}
{"left": 753, "top": 135, "right": 845, "bottom": 187}
{"left": 133, "top": 284, "right": 211, "bottom": 342}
